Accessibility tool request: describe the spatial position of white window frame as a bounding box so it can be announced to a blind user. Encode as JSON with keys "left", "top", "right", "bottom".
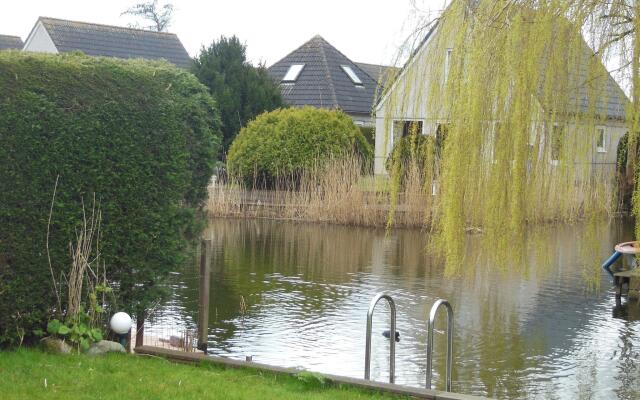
{"left": 444, "top": 48, "right": 453, "bottom": 81}
{"left": 596, "top": 126, "right": 607, "bottom": 153}
{"left": 282, "top": 64, "right": 305, "bottom": 83}
{"left": 341, "top": 65, "right": 363, "bottom": 85}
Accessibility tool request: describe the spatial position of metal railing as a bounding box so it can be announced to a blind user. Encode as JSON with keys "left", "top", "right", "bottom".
{"left": 364, "top": 293, "right": 397, "bottom": 383}
{"left": 426, "top": 299, "right": 454, "bottom": 391}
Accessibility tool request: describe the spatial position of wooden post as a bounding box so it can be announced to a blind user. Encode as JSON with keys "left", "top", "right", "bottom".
{"left": 135, "top": 314, "right": 145, "bottom": 349}
{"left": 198, "top": 240, "right": 212, "bottom": 352}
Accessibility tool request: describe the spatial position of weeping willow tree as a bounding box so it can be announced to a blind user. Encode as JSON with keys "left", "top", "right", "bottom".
{"left": 380, "top": 0, "right": 635, "bottom": 274}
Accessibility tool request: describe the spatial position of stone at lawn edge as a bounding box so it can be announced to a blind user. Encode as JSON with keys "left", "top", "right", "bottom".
{"left": 42, "top": 337, "right": 72, "bottom": 354}
{"left": 86, "top": 340, "right": 126, "bottom": 356}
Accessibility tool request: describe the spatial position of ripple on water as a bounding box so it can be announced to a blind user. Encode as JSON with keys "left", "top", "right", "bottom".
{"left": 148, "top": 219, "right": 640, "bottom": 399}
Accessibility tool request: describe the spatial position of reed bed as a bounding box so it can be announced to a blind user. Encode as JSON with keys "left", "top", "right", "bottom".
{"left": 206, "top": 155, "right": 617, "bottom": 231}
{"left": 206, "top": 157, "right": 432, "bottom": 228}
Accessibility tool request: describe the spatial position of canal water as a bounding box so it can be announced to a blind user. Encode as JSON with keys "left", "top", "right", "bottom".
{"left": 147, "top": 218, "right": 640, "bottom": 399}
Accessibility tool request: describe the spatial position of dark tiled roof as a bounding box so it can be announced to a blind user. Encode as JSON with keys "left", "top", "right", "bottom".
{"left": 0, "top": 35, "right": 23, "bottom": 50}
{"left": 564, "top": 39, "right": 628, "bottom": 120}
{"left": 37, "top": 17, "right": 192, "bottom": 68}
{"left": 355, "top": 62, "right": 399, "bottom": 89}
{"left": 267, "top": 35, "right": 378, "bottom": 114}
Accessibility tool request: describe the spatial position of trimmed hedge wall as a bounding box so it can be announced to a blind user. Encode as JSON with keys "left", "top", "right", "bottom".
{"left": 227, "top": 107, "right": 372, "bottom": 186}
{"left": 0, "top": 52, "right": 221, "bottom": 346}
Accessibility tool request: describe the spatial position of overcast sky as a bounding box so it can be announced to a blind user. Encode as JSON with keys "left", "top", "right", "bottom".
{"left": 2, "top": 0, "right": 449, "bottom": 67}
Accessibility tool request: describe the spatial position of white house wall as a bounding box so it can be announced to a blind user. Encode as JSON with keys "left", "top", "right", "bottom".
{"left": 373, "top": 26, "right": 629, "bottom": 176}
{"left": 349, "top": 113, "right": 374, "bottom": 128}
{"left": 575, "top": 120, "right": 627, "bottom": 177}
{"left": 23, "top": 21, "right": 57, "bottom": 53}
{"left": 374, "top": 26, "right": 448, "bottom": 175}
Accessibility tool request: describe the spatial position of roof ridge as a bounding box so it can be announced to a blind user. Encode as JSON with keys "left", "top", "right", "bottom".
{"left": 312, "top": 36, "right": 374, "bottom": 86}
{"left": 266, "top": 35, "right": 377, "bottom": 114}
{"left": 355, "top": 61, "right": 397, "bottom": 69}
{"left": 38, "top": 16, "right": 179, "bottom": 37}
{"left": 268, "top": 34, "right": 323, "bottom": 68}
{"left": 317, "top": 38, "right": 339, "bottom": 108}
{"left": 0, "top": 34, "right": 22, "bottom": 39}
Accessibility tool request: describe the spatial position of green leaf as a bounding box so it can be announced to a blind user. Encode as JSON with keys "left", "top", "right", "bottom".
{"left": 57, "top": 325, "right": 71, "bottom": 335}
{"left": 47, "top": 319, "right": 62, "bottom": 335}
{"left": 90, "top": 329, "right": 103, "bottom": 342}
{"left": 33, "top": 329, "right": 45, "bottom": 337}
{"left": 80, "top": 338, "right": 90, "bottom": 351}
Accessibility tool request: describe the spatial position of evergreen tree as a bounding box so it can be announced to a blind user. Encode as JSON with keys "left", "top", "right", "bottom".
{"left": 192, "top": 36, "right": 284, "bottom": 156}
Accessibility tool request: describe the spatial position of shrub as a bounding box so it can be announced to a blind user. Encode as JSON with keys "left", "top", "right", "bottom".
{"left": 192, "top": 36, "right": 284, "bottom": 155}
{"left": 616, "top": 132, "right": 640, "bottom": 210}
{"left": 359, "top": 126, "right": 375, "bottom": 148}
{"left": 0, "top": 52, "right": 221, "bottom": 347}
{"left": 227, "top": 107, "right": 372, "bottom": 186}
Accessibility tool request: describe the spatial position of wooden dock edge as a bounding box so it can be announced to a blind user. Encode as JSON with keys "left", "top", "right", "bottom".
{"left": 135, "top": 345, "right": 485, "bottom": 400}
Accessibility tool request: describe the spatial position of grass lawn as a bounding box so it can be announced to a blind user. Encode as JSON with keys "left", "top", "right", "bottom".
{"left": 0, "top": 349, "right": 405, "bottom": 399}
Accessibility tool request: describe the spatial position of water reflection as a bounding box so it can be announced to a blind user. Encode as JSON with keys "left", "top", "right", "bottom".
{"left": 150, "top": 218, "right": 639, "bottom": 399}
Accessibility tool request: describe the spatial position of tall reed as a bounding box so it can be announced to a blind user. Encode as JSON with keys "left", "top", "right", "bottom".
{"left": 207, "top": 152, "right": 615, "bottom": 232}
{"left": 207, "top": 156, "right": 431, "bottom": 228}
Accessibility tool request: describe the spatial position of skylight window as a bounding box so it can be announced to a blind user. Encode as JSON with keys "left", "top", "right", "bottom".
{"left": 282, "top": 64, "right": 305, "bottom": 82}
{"left": 341, "top": 65, "right": 363, "bottom": 85}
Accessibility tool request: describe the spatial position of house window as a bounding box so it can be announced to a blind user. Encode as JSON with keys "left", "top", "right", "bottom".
{"left": 393, "top": 120, "right": 424, "bottom": 144}
{"left": 551, "top": 124, "right": 565, "bottom": 164}
{"left": 282, "top": 64, "right": 305, "bottom": 83}
{"left": 341, "top": 65, "right": 363, "bottom": 85}
{"left": 444, "top": 48, "right": 453, "bottom": 81}
{"left": 596, "top": 127, "right": 607, "bottom": 153}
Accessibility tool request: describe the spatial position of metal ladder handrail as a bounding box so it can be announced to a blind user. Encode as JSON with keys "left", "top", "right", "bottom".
{"left": 426, "top": 299, "right": 454, "bottom": 391}
{"left": 364, "top": 292, "right": 397, "bottom": 383}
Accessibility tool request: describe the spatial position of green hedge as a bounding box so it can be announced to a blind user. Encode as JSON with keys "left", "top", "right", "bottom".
{"left": 227, "top": 107, "right": 372, "bottom": 186}
{"left": 0, "top": 52, "right": 221, "bottom": 346}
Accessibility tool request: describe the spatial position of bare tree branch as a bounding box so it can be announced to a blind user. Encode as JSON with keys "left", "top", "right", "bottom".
{"left": 122, "top": 0, "right": 174, "bottom": 32}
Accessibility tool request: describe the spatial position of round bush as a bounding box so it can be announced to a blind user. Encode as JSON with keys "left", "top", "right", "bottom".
{"left": 226, "top": 107, "right": 372, "bottom": 186}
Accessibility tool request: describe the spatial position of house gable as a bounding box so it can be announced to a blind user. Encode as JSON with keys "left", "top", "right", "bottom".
{"left": 267, "top": 35, "right": 379, "bottom": 117}
{"left": 24, "top": 17, "right": 191, "bottom": 68}
{"left": 373, "top": 8, "right": 631, "bottom": 175}
{"left": 23, "top": 20, "right": 58, "bottom": 53}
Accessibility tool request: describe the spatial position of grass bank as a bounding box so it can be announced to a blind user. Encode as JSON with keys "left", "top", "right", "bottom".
{"left": 0, "top": 349, "right": 404, "bottom": 400}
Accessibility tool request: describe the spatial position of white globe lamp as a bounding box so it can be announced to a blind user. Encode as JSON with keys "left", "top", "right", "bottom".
{"left": 110, "top": 312, "right": 132, "bottom": 348}
{"left": 110, "top": 312, "right": 132, "bottom": 334}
